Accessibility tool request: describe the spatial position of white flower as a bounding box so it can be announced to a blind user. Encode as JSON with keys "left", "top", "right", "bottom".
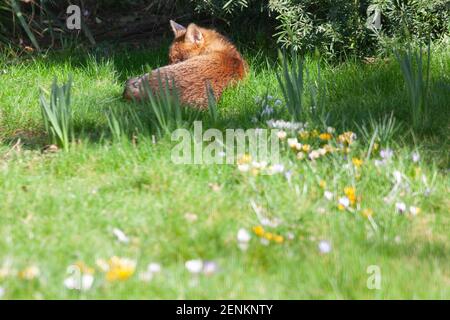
{"left": 395, "top": 202, "right": 407, "bottom": 214}
{"left": 64, "top": 274, "right": 94, "bottom": 291}
{"left": 374, "top": 159, "right": 387, "bottom": 167}
{"left": 274, "top": 99, "right": 283, "bottom": 106}
{"left": 412, "top": 152, "right": 420, "bottom": 163}
{"left": 237, "top": 164, "right": 250, "bottom": 172}
{"left": 267, "top": 95, "right": 273, "bottom": 100}
{"left": 202, "top": 261, "right": 219, "bottom": 276}
{"left": 324, "top": 191, "right": 333, "bottom": 201}
{"left": 287, "top": 138, "right": 299, "bottom": 148}
{"left": 286, "top": 232, "right": 295, "bottom": 240}
{"left": 308, "top": 150, "right": 321, "bottom": 160}
{"left": 185, "top": 260, "right": 203, "bottom": 274}
{"left": 184, "top": 212, "right": 198, "bottom": 222}
{"left": 409, "top": 206, "right": 421, "bottom": 216}
{"left": 19, "top": 266, "right": 40, "bottom": 280}
{"left": 260, "top": 238, "right": 270, "bottom": 246}
{"left": 276, "top": 130, "right": 287, "bottom": 140}
{"left": 237, "top": 228, "right": 251, "bottom": 243}
{"left": 327, "top": 127, "right": 335, "bottom": 134}
{"left": 318, "top": 240, "right": 332, "bottom": 254}
{"left": 393, "top": 171, "right": 402, "bottom": 184}
{"left": 380, "top": 148, "right": 394, "bottom": 159}
{"left": 113, "top": 228, "right": 129, "bottom": 244}
{"left": 95, "top": 259, "right": 110, "bottom": 272}
{"left": 139, "top": 262, "right": 162, "bottom": 282}
{"left": 268, "top": 164, "right": 284, "bottom": 174}
{"left": 339, "top": 197, "right": 350, "bottom": 208}
{"left": 252, "top": 161, "right": 267, "bottom": 169}
{"left": 148, "top": 263, "right": 161, "bottom": 273}
{"left": 0, "top": 287, "right": 4, "bottom": 299}
{"left": 139, "top": 271, "right": 154, "bottom": 282}
{"left": 284, "top": 170, "right": 293, "bottom": 182}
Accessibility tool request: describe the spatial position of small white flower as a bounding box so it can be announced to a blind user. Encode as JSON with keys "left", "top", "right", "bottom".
{"left": 277, "top": 130, "right": 287, "bottom": 140}
{"left": 324, "top": 191, "right": 333, "bottom": 201}
{"left": 412, "top": 152, "right": 420, "bottom": 163}
{"left": 393, "top": 171, "right": 402, "bottom": 184}
{"left": 374, "top": 159, "right": 387, "bottom": 167}
{"left": 269, "top": 164, "right": 284, "bottom": 174}
{"left": 185, "top": 260, "right": 203, "bottom": 274}
{"left": 284, "top": 170, "right": 293, "bottom": 182}
{"left": 139, "top": 271, "right": 154, "bottom": 282}
{"left": 308, "top": 150, "right": 321, "bottom": 160}
{"left": 274, "top": 99, "right": 283, "bottom": 106}
{"left": 380, "top": 148, "right": 394, "bottom": 160}
{"left": 394, "top": 235, "right": 402, "bottom": 244}
{"left": 260, "top": 238, "right": 270, "bottom": 246}
{"left": 139, "top": 263, "right": 162, "bottom": 282}
{"left": 237, "top": 228, "right": 251, "bottom": 243}
{"left": 287, "top": 138, "right": 299, "bottom": 148}
{"left": 286, "top": 232, "right": 295, "bottom": 240}
{"left": 252, "top": 161, "right": 267, "bottom": 169}
{"left": 318, "top": 240, "right": 332, "bottom": 254}
{"left": 267, "top": 95, "right": 273, "bottom": 100}
{"left": 184, "top": 212, "right": 198, "bottom": 222}
{"left": 0, "top": 287, "right": 4, "bottom": 299}
{"left": 113, "top": 228, "right": 129, "bottom": 244}
{"left": 409, "top": 206, "right": 421, "bottom": 216}
{"left": 327, "top": 127, "right": 335, "bottom": 134}
{"left": 148, "top": 263, "right": 161, "bottom": 274}
{"left": 339, "top": 197, "right": 350, "bottom": 208}
{"left": 237, "top": 164, "right": 250, "bottom": 172}
{"left": 202, "top": 261, "right": 219, "bottom": 275}
{"left": 395, "top": 202, "right": 407, "bottom": 214}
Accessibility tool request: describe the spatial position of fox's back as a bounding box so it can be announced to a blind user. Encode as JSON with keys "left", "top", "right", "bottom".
{"left": 124, "top": 21, "right": 247, "bottom": 108}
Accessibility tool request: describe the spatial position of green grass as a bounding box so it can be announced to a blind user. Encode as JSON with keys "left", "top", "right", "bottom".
{"left": 0, "top": 45, "right": 449, "bottom": 299}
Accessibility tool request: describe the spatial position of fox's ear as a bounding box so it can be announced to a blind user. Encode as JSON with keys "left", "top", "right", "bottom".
{"left": 185, "top": 24, "right": 204, "bottom": 45}
{"left": 170, "top": 20, "right": 186, "bottom": 37}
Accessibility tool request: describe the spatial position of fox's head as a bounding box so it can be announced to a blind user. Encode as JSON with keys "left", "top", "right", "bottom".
{"left": 168, "top": 20, "right": 229, "bottom": 64}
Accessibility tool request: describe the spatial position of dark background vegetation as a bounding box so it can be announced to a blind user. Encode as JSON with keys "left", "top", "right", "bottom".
{"left": 1, "top": 0, "right": 449, "bottom": 59}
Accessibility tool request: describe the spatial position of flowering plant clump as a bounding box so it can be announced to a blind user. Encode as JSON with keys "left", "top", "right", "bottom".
{"left": 338, "top": 186, "right": 360, "bottom": 211}
{"left": 252, "top": 225, "right": 285, "bottom": 244}
{"left": 96, "top": 256, "right": 136, "bottom": 282}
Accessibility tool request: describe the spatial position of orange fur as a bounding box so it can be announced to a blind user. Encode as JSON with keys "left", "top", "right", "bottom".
{"left": 123, "top": 21, "right": 248, "bottom": 109}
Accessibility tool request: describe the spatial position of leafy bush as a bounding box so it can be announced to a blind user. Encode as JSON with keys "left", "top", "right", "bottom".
{"left": 191, "top": 0, "right": 450, "bottom": 58}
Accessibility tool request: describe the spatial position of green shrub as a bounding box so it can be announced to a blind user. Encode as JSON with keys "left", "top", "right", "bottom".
{"left": 191, "top": 0, "right": 450, "bottom": 58}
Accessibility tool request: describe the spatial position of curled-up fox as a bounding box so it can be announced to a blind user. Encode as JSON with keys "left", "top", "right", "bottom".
{"left": 123, "top": 20, "right": 248, "bottom": 108}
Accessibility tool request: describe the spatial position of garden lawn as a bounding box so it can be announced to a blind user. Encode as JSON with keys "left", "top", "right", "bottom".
{"left": 0, "top": 46, "right": 449, "bottom": 299}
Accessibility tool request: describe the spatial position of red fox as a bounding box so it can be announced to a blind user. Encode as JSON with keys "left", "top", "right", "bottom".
{"left": 123, "top": 20, "right": 248, "bottom": 108}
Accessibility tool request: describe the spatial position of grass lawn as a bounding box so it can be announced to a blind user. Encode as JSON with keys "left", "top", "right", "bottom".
{"left": 0, "top": 45, "right": 449, "bottom": 299}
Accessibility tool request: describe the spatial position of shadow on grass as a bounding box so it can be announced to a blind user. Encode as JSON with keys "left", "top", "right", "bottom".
{"left": 3, "top": 46, "right": 449, "bottom": 167}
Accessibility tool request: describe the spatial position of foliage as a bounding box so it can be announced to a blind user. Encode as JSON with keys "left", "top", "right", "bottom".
{"left": 394, "top": 43, "right": 432, "bottom": 131}
{"left": 39, "top": 76, "right": 74, "bottom": 151}
{"left": 191, "top": 0, "right": 450, "bottom": 58}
